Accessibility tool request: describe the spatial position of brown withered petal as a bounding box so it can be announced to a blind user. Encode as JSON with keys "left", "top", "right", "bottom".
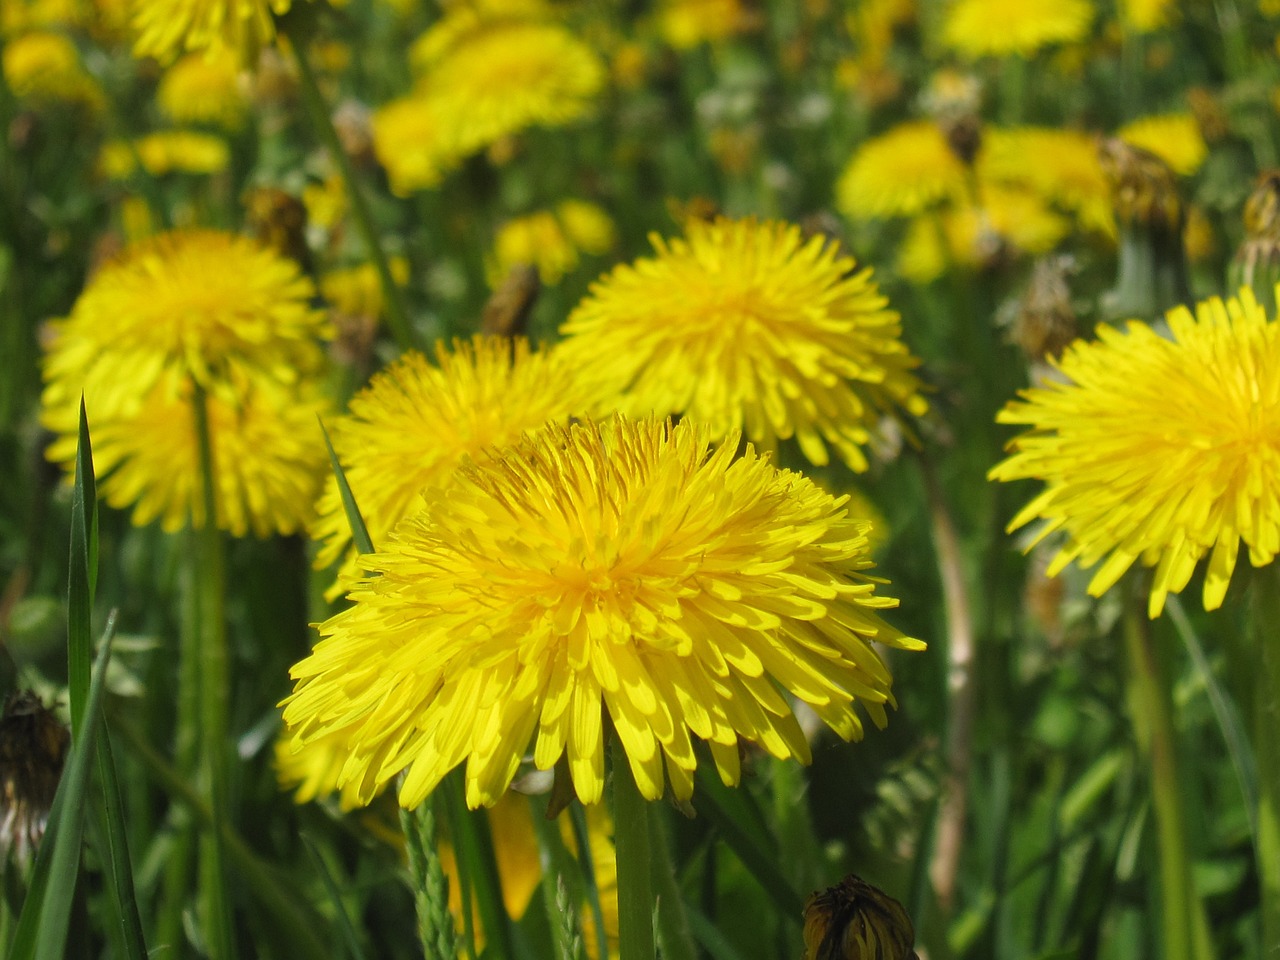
{"left": 0, "top": 691, "right": 69, "bottom": 865}
{"left": 803, "top": 874, "right": 919, "bottom": 960}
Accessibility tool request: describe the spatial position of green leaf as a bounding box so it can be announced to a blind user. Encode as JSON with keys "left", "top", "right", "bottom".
{"left": 89, "top": 727, "right": 148, "bottom": 960}
{"left": 9, "top": 612, "right": 118, "bottom": 960}
{"left": 319, "top": 418, "right": 375, "bottom": 556}
{"left": 301, "top": 834, "right": 366, "bottom": 960}
{"left": 66, "top": 398, "right": 97, "bottom": 739}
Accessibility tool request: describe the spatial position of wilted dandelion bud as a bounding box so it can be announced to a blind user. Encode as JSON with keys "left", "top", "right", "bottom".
{"left": 803, "top": 874, "right": 919, "bottom": 960}
{"left": 243, "top": 187, "right": 311, "bottom": 271}
{"left": 1008, "top": 255, "right": 1079, "bottom": 364}
{"left": 1230, "top": 170, "right": 1280, "bottom": 314}
{"left": 0, "top": 692, "right": 69, "bottom": 866}
{"left": 1098, "top": 137, "right": 1191, "bottom": 319}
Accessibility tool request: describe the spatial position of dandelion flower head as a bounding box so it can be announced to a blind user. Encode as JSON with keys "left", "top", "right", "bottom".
{"left": 990, "top": 288, "right": 1280, "bottom": 617}
{"left": 487, "top": 200, "right": 616, "bottom": 287}
{"left": 2, "top": 31, "right": 104, "bottom": 109}
{"left": 836, "top": 121, "right": 970, "bottom": 221}
{"left": 655, "top": 0, "right": 756, "bottom": 49}
{"left": 285, "top": 416, "right": 923, "bottom": 809}
{"left": 559, "top": 217, "right": 928, "bottom": 472}
{"left": 99, "top": 130, "right": 230, "bottom": 179}
{"left": 942, "top": 0, "right": 1094, "bottom": 59}
{"left": 311, "top": 336, "right": 595, "bottom": 596}
{"left": 131, "top": 0, "right": 300, "bottom": 64}
{"left": 1117, "top": 113, "right": 1207, "bottom": 177}
{"left": 979, "top": 126, "right": 1114, "bottom": 236}
{"left": 157, "top": 47, "right": 248, "bottom": 129}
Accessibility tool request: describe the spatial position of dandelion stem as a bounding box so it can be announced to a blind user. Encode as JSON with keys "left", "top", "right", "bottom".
{"left": 287, "top": 32, "right": 418, "bottom": 354}
{"left": 612, "top": 737, "right": 655, "bottom": 960}
{"left": 1251, "top": 567, "right": 1280, "bottom": 958}
{"left": 1122, "top": 601, "right": 1216, "bottom": 960}
{"left": 191, "top": 382, "right": 233, "bottom": 960}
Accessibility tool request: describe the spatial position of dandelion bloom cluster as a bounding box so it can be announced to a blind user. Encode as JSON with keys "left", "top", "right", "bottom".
{"left": 285, "top": 416, "right": 922, "bottom": 809}
{"left": 1116, "top": 113, "right": 1208, "bottom": 177}
{"left": 836, "top": 121, "right": 968, "bottom": 221}
{"left": 156, "top": 48, "right": 248, "bottom": 129}
{"left": 2, "top": 31, "right": 104, "bottom": 109}
{"left": 990, "top": 288, "right": 1280, "bottom": 617}
{"left": 311, "top": 336, "right": 594, "bottom": 595}
{"left": 487, "top": 200, "right": 616, "bottom": 287}
{"left": 41, "top": 229, "right": 331, "bottom": 536}
{"left": 979, "top": 126, "right": 1114, "bottom": 236}
{"left": 942, "top": 0, "right": 1094, "bottom": 59}
{"left": 559, "top": 217, "right": 928, "bottom": 472}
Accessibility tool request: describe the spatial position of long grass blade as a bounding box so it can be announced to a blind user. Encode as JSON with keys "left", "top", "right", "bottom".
{"left": 66, "top": 397, "right": 97, "bottom": 737}
{"left": 90, "top": 727, "right": 148, "bottom": 960}
{"left": 319, "top": 418, "right": 375, "bottom": 555}
{"left": 301, "top": 834, "right": 366, "bottom": 960}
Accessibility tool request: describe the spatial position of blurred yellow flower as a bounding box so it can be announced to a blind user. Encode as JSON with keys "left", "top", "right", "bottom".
{"left": 560, "top": 217, "right": 928, "bottom": 471}
{"left": 979, "top": 126, "right": 1115, "bottom": 236}
{"left": 942, "top": 0, "right": 1093, "bottom": 59}
{"left": 1117, "top": 113, "right": 1207, "bottom": 176}
{"left": 320, "top": 257, "right": 409, "bottom": 320}
{"left": 656, "top": 0, "right": 755, "bottom": 49}
{"left": 2, "top": 31, "right": 103, "bottom": 109}
{"left": 1118, "top": 0, "right": 1176, "bottom": 32}
{"left": 845, "top": 0, "right": 913, "bottom": 72}
{"left": 898, "top": 185, "right": 1069, "bottom": 282}
{"left": 370, "top": 95, "right": 451, "bottom": 196}
{"left": 99, "top": 130, "right": 230, "bottom": 178}
{"left": 836, "top": 121, "right": 969, "bottom": 220}
{"left": 991, "top": 288, "right": 1280, "bottom": 617}
{"left": 487, "top": 200, "right": 616, "bottom": 287}
{"left": 311, "top": 336, "right": 594, "bottom": 598}
{"left": 156, "top": 47, "right": 248, "bottom": 129}
{"left": 44, "top": 365, "right": 330, "bottom": 536}
{"left": 131, "top": 0, "right": 303, "bottom": 64}
{"left": 285, "top": 416, "right": 922, "bottom": 808}
{"left": 1, "top": 0, "right": 92, "bottom": 33}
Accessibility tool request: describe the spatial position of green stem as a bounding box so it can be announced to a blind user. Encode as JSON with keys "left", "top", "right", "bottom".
{"left": 1122, "top": 603, "right": 1215, "bottom": 960}
{"left": 400, "top": 801, "right": 461, "bottom": 960}
{"left": 612, "top": 738, "right": 655, "bottom": 960}
{"left": 288, "top": 33, "right": 418, "bottom": 354}
{"left": 191, "top": 383, "right": 233, "bottom": 960}
{"left": 1251, "top": 568, "right": 1280, "bottom": 959}
{"left": 649, "top": 806, "right": 697, "bottom": 960}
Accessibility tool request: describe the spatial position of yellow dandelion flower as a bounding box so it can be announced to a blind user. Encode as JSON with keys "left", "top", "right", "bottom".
{"left": 408, "top": 0, "right": 552, "bottom": 71}
{"left": 285, "top": 416, "right": 922, "bottom": 809}
{"left": 898, "top": 185, "right": 1070, "bottom": 282}
{"left": 311, "top": 336, "right": 593, "bottom": 597}
{"left": 559, "top": 218, "right": 928, "bottom": 472}
{"left": 370, "top": 94, "right": 452, "bottom": 196}
{"left": 1117, "top": 113, "right": 1207, "bottom": 177}
{"left": 302, "top": 173, "right": 347, "bottom": 231}
{"left": 156, "top": 47, "right": 247, "bottom": 129}
{"left": 2, "top": 31, "right": 103, "bottom": 110}
{"left": 40, "top": 229, "right": 328, "bottom": 420}
{"left": 43, "top": 365, "right": 330, "bottom": 536}
{"left": 99, "top": 130, "right": 230, "bottom": 179}
{"left": 990, "top": 287, "right": 1280, "bottom": 617}
{"left": 1118, "top": 0, "right": 1176, "bottom": 32}
{"left": 979, "top": 126, "right": 1115, "bottom": 236}
{"left": 942, "top": 0, "right": 1093, "bottom": 59}
{"left": 487, "top": 200, "right": 616, "bottom": 287}
{"left": 275, "top": 727, "right": 371, "bottom": 811}
{"left": 320, "top": 258, "right": 409, "bottom": 321}
{"left": 845, "top": 0, "right": 914, "bottom": 72}
{"left": 130, "top": 0, "right": 303, "bottom": 65}
{"left": 836, "top": 121, "right": 969, "bottom": 221}
{"left": 424, "top": 20, "right": 605, "bottom": 161}
{"left": 655, "top": 0, "right": 755, "bottom": 49}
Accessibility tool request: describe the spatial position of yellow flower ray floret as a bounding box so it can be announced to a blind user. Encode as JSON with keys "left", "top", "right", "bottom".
{"left": 990, "top": 288, "right": 1280, "bottom": 617}
{"left": 559, "top": 218, "right": 927, "bottom": 473}
{"left": 285, "top": 417, "right": 922, "bottom": 809}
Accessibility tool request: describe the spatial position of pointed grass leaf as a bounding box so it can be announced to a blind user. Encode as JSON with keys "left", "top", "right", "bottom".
{"left": 90, "top": 727, "right": 148, "bottom": 960}
{"left": 9, "top": 611, "right": 118, "bottom": 960}
{"left": 301, "top": 834, "right": 366, "bottom": 960}
{"left": 67, "top": 398, "right": 98, "bottom": 739}
{"left": 319, "top": 418, "right": 375, "bottom": 555}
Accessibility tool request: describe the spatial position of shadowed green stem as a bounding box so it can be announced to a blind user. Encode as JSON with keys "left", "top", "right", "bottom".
{"left": 1122, "top": 603, "right": 1215, "bottom": 960}
{"left": 612, "top": 738, "right": 655, "bottom": 960}
{"left": 191, "top": 382, "right": 233, "bottom": 960}
{"left": 1252, "top": 567, "right": 1280, "bottom": 958}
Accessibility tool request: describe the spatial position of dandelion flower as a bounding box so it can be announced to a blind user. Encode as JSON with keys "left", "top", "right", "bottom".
{"left": 43, "top": 366, "right": 331, "bottom": 536}
{"left": 487, "top": 200, "right": 615, "bottom": 287}
{"left": 990, "top": 288, "right": 1280, "bottom": 617}
{"left": 2, "top": 31, "right": 103, "bottom": 109}
{"left": 1117, "top": 113, "right": 1207, "bottom": 177}
{"left": 98, "top": 130, "right": 230, "bottom": 178}
{"left": 656, "top": 0, "right": 756, "bottom": 49}
{"left": 979, "top": 126, "right": 1115, "bottom": 236}
{"left": 836, "top": 121, "right": 970, "bottom": 221}
{"left": 559, "top": 218, "right": 928, "bottom": 472}
{"left": 1118, "top": 0, "right": 1176, "bottom": 32}
{"left": 156, "top": 48, "right": 248, "bottom": 129}
{"left": 311, "top": 336, "right": 594, "bottom": 597}
{"left": 942, "top": 0, "right": 1093, "bottom": 59}
{"left": 370, "top": 95, "right": 452, "bottom": 196}
{"left": 41, "top": 229, "right": 328, "bottom": 404}
{"left": 131, "top": 0, "right": 301, "bottom": 65}
{"left": 285, "top": 416, "right": 923, "bottom": 809}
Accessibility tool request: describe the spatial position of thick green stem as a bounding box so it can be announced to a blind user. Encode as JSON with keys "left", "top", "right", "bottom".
{"left": 1251, "top": 568, "right": 1280, "bottom": 958}
{"left": 1122, "top": 604, "right": 1215, "bottom": 960}
{"left": 288, "top": 33, "right": 418, "bottom": 354}
{"left": 611, "top": 738, "right": 655, "bottom": 960}
{"left": 191, "top": 383, "right": 233, "bottom": 960}
{"left": 649, "top": 806, "right": 697, "bottom": 960}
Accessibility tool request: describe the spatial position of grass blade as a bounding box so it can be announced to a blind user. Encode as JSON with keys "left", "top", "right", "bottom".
{"left": 89, "top": 727, "right": 148, "bottom": 960}
{"left": 66, "top": 397, "right": 97, "bottom": 738}
{"left": 9, "top": 612, "right": 118, "bottom": 960}
{"left": 319, "top": 418, "right": 375, "bottom": 556}
{"left": 301, "top": 834, "right": 366, "bottom": 960}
